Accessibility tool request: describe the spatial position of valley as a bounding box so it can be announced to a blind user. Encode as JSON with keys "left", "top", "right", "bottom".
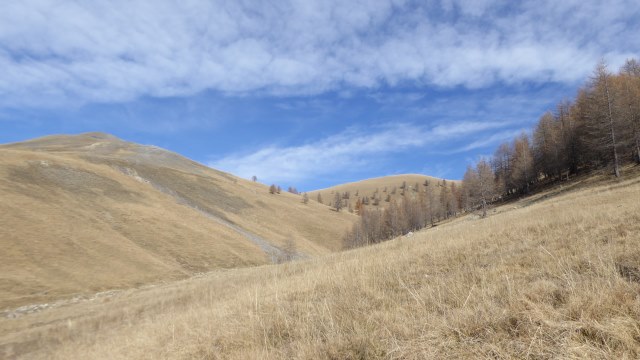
{"left": 1, "top": 160, "right": 639, "bottom": 359}
{"left": 2, "top": 2, "right": 639, "bottom": 359}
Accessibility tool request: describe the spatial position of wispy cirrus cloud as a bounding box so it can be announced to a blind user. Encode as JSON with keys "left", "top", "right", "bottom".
{"left": 209, "top": 120, "right": 512, "bottom": 185}
{"left": 448, "top": 129, "right": 527, "bottom": 154}
{"left": 1, "top": 0, "right": 638, "bottom": 108}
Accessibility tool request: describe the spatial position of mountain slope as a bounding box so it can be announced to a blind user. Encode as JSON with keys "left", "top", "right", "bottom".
{"left": 0, "top": 133, "right": 354, "bottom": 309}
{"left": 2, "top": 167, "right": 639, "bottom": 359}
{"left": 309, "top": 174, "right": 458, "bottom": 210}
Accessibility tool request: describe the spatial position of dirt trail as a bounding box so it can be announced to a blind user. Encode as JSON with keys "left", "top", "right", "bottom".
{"left": 1, "top": 290, "right": 123, "bottom": 319}
{"left": 190, "top": 205, "right": 285, "bottom": 262}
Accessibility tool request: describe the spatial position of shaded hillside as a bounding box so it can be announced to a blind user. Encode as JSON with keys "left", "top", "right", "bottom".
{"left": 0, "top": 133, "right": 354, "bottom": 309}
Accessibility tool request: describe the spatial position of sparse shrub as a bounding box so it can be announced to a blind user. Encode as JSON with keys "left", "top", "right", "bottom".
{"left": 275, "top": 236, "right": 297, "bottom": 263}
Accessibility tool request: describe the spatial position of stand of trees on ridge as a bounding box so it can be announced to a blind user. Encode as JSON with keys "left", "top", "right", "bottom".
{"left": 344, "top": 59, "right": 640, "bottom": 249}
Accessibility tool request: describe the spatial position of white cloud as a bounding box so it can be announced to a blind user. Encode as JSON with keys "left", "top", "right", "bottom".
{"left": 0, "top": 0, "right": 638, "bottom": 107}
{"left": 209, "top": 120, "right": 511, "bottom": 184}
{"left": 449, "top": 129, "right": 526, "bottom": 153}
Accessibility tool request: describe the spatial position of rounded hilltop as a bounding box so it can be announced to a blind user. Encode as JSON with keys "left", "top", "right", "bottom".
{"left": 309, "top": 173, "right": 460, "bottom": 211}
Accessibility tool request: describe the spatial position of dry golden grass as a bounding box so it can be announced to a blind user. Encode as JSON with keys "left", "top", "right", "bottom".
{"left": 0, "top": 133, "right": 354, "bottom": 309}
{"left": 2, "top": 168, "right": 639, "bottom": 359}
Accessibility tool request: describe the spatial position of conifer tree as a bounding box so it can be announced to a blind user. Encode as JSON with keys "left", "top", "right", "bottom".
{"left": 333, "top": 192, "right": 343, "bottom": 212}
{"left": 355, "top": 198, "right": 363, "bottom": 215}
{"left": 587, "top": 61, "right": 622, "bottom": 177}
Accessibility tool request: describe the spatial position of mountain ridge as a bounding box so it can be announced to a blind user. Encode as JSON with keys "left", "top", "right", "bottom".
{"left": 309, "top": 173, "right": 461, "bottom": 212}
{"left": 0, "top": 132, "right": 355, "bottom": 309}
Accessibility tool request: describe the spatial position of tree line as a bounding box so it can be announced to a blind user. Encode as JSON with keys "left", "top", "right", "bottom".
{"left": 462, "top": 59, "right": 640, "bottom": 214}
{"left": 345, "top": 59, "right": 640, "bottom": 248}
{"left": 343, "top": 179, "right": 463, "bottom": 248}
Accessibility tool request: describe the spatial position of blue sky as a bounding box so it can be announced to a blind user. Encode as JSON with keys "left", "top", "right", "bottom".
{"left": 1, "top": 1, "right": 639, "bottom": 191}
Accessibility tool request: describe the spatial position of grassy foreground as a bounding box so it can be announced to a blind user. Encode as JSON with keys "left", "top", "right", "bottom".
{"left": 2, "top": 172, "right": 640, "bottom": 359}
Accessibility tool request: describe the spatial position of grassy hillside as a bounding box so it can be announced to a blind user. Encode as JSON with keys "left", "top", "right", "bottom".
{"left": 309, "top": 174, "right": 458, "bottom": 211}
{"left": 0, "top": 133, "right": 355, "bottom": 309}
{"left": 2, "top": 168, "right": 639, "bottom": 359}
